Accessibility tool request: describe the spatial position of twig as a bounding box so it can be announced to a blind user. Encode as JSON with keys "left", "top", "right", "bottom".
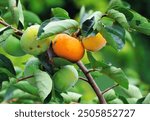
{"left": 76, "top": 61, "right": 107, "bottom": 104}
{"left": 102, "top": 84, "right": 119, "bottom": 95}
{"left": 0, "top": 19, "right": 23, "bottom": 36}
{"left": 87, "top": 68, "right": 102, "bottom": 74}
{"left": 17, "top": 75, "right": 34, "bottom": 82}
{"left": 79, "top": 77, "right": 88, "bottom": 82}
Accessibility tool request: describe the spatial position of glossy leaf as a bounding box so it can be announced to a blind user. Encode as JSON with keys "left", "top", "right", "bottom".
{"left": 106, "top": 24, "right": 125, "bottom": 50}
{"left": 98, "top": 24, "right": 118, "bottom": 50}
{"left": 37, "top": 19, "right": 79, "bottom": 39}
{"left": 107, "top": 9, "right": 130, "bottom": 30}
{"left": 9, "top": 0, "right": 24, "bottom": 28}
{"left": 0, "top": 27, "right": 13, "bottom": 43}
{"left": 34, "top": 70, "right": 53, "bottom": 102}
{"left": 87, "top": 51, "right": 110, "bottom": 68}
{"left": 114, "top": 84, "right": 142, "bottom": 98}
{"left": 14, "top": 81, "right": 38, "bottom": 96}
{"left": 51, "top": 7, "right": 70, "bottom": 19}
{"left": 116, "top": 7, "right": 150, "bottom": 35}
{"left": 102, "top": 66, "right": 129, "bottom": 89}
{"left": 0, "top": 54, "right": 16, "bottom": 76}
{"left": 81, "top": 17, "right": 95, "bottom": 37}
{"left": 142, "top": 93, "right": 150, "bottom": 104}
{"left": 0, "top": 73, "right": 9, "bottom": 89}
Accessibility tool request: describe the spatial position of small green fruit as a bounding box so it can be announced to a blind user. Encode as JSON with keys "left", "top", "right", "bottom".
{"left": 2, "top": 35, "right": 26, "bottom": 56}
{"left": 53, "top": 65, "right": 78, "bottom": 92}
{"left": 20, "top": 25, "right": 51, "bottom": 56}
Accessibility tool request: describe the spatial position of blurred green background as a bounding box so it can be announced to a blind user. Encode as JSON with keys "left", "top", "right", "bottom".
{"left": 0, "top": 0, "right": 150, "bottom": 102}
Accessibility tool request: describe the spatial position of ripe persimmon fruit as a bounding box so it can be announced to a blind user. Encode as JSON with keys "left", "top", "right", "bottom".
{"left": 82, "top": 33, "right": 107, "bottom": 51}
{"left": 52, "top": 33, "right": 84, "bottom": 62}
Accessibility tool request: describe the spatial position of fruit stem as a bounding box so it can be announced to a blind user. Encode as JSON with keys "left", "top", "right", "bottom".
{"left": 102, "top": 84, "right": 119, "bottom": 95}
{"left": 76, "top": 61, "right": 107, "bottom": 104}
{"left": 17, "top": 75, "right": 34, "bottom": 82}
{"left": 0, "top": 19, "right": 23, "bottom": 36}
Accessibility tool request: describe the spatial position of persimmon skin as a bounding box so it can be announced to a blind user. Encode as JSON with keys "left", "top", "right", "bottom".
{"left": 53, "top": 65, "right": 78, "bottom": 92}
{"left": 82, "top": 33, "right": 107, "bottom": 51}
{"left": 20, "top": 25, "right": 51, "bottom": 56}
{"left": 52, "top": 34, "right": 84, "bottom": 62}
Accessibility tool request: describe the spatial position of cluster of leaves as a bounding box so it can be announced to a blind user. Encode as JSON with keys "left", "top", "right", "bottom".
{"left": 0, "top": 0, "right": 150, "bottom": 104}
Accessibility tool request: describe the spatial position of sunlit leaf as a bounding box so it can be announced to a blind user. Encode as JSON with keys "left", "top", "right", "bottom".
{"left": 14, "top": 81, "right": 38, "bottom": 96}
{"left": 102, "top": 66, "right": 129, "bottom": 89}
{"left": 34, "top": 70, "right": 53, "bottom": 103}
{"left": 107, "top": 9, "right": 130, "bottom": 30}
{"left": 51, "top": 7, "right": 70, "bottom": 19}
{"left": 38, "top": 19, "right": 79, "bottom": 39}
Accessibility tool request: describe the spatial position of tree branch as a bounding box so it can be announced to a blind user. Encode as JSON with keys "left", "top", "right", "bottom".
{"left": 17, "top": 75, "right": 34, "bottom": 82}
{"left": 76, "top": 61, "right": 107, "bottom": 104}
{"left": 0, "top": 19, "right": 23, "bottom": 36}
{"left": 102, "top": 84, "right": 119, "bottom": 95}
{"left": 79, "top": 77, "right": 88, "bottom": 82}
{"left": 87, "top": 68, "right": 102, "bottom": 74}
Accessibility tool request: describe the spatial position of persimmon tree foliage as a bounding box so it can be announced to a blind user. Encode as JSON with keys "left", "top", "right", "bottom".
{"left": 0, "top": 0, "right": 150, "bottom": 104}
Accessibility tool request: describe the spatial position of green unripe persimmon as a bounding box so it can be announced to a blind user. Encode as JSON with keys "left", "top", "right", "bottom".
{"left": 2, "top": 35, "right": 26, "bottom": 56}
{"left": 20, "top": 25, "right": 51, "bottom": 56}
{"left": 53, "top": 65, "right": 78, "bottom": 92}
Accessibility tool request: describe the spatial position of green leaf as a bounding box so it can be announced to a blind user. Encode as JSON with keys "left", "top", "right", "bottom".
{"left": 0, "top": 54, "right": 16, "bottom": 76}
{"left": 51, "top": 7, "right": 70, "bottom": 19}
{"left": 79, "top": 6, "right": 86, "bottom": 25}
{"left": 87, "top": 51, "right": 110, "bottom": 68}
{"left": 0, "top": 67, "right": 15, "bottom": 77}
{"left": 130, "top": 22, "right": 150, "bottom": 35}
{"left": 107, "top": 9, "right": 130, "bottom": 30}
{"left": 98, "top": 23, "right": 118, "bottom": 50}
{"left": 102, "top": 66, "right": 129, "bottom": 89}
{"left": 108, "top": 0, "right": 130, "bottom": 10}
{"left": 38, "top": 19, "right": 79, "bottom": 39}
{"left": 61, "top": 92, "right": 82, "bottom": 103}
{"left": 14, "top": 81, "right": 38, "bottom": 96}
{"left": 0, "top": 73, "right": 9, "bottom": 89}
{"left": 53, "top": 57, "right": 72, "bottom": 67}
{"left": 142, "top": 93, "right": 150, "bottom": 104}
{"left": 34, "top": 70, "right": 53, "bottom": 103}
{"left": 114, "top": 84, "right": 142, "bottom": 98}
{"left": 4, "top": 85, "right": 16, "bottom": 101}
{"left": 125, "top": 30, "right": 135, "bottom": 47}
{"left": 87, "top": 11, "right": 103, "bottom": 29}
{"left": 108, "top": 0, "right": 124, "bottom": 10}
{"left": 17, "top": 0, "right": 24, "bottom": 28}
{"left": 9, "top": 0, "right": 24, "bottom": 28}
{"left": 136, "top": 97, "right": 145, "bottom": 104}
{"left": 0, "top": 27, "right": 13, "bottom": 43}
{"left": 105, "top": 24, "right": 125, "bottom": 50}
{"left": 81, "top": 17, "right": 95, "bottom": 37}
{"left": 116, "top": 7, "right": 150, "bottom": 35}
